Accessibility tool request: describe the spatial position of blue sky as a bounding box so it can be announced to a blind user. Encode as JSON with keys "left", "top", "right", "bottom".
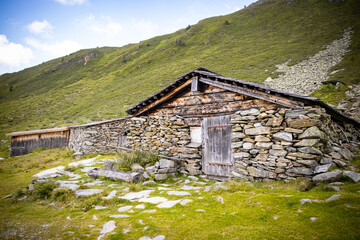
{"left": 0, "top": 0, "right": 256, "bottom": 75}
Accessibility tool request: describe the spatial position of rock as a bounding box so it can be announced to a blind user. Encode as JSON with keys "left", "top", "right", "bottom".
{"left": 298, "top": 126, "right": 325, "bottom": 140}
{"left": 324, "top": 186, "right": 341, "bottom": 191}
{"left": 142, "top": 180, "right": 156, "bottom": 186}
{"left": 135, "top": 204, "right": 145, "bottom": 209}
{"left": 243, "top": 142, "right": 254, "bottom": 149}
{"left": 118, "top": 206, "right": 133, "bottom": 212}
{"left": 255, "top": 142, "right": 273, "bottom": 149}
{"left": 295, "top": 160, "right": 318, "bottom": 168}
{"left": 320, "top": 157, "right": 333, "bottom": 164}
{"left": 245, "top": 127, "right": 271, "bottom": 135}
{"left": 188, "top": 176, "right": 199, "bottom": 181}
{"left": 28, "top": 184, "right": 34, "bottom": 191}
{"left": 310, "top": 217, "right": 317, "bottom": 222}
{"left": 255, "top": 136, "right": 270, "bottom": 142}
{"left": 181, "top": 185, "right": 201, "bottom": 190}
{"left": 313, "top": 164, "right": 333, "bottom": 174}
{"left": 216, "top": 196, "right": 224, "bottom": 204}
{"left": 255, "top": 153, "right": 268, "bottom": 161}
{"left": 76, "top": 189, "right": 103, "bottom": 197}
{"left": 157, "top": 200, "right": 181, "bottom": 208}
{"left": 103, "top": 160, "right": 115, "bottom": 170}
{"left": 159, "top": 159, "right": 175, "bottom": 168}
{"left": 142, "top": 209, "right": 157, "bottom": 213}
{"left": 247, "top": 167, "right": 276, "bottom": 178}
{"left": 294, "top": 139, "right": 320, "bottom": 147}
{"left": 343, "top": 171, "right": 360, "bottom": 182}
{"left": 138, "top": 197, "right": 168, "bottom": 204}
{"left": 167, "top": 191, "right": 191, "bottom": 196}
{"left": 110, "top": 214, "right": 130, "bottom": 218}
{"left": 266, "top": 116, "right": 283, "bottom": 127}
{"left": 155, "top": 174, "right": 167, "bottom": 181}
{"left": 287, "top": 167, "right": 313, "bottom": 175}
{"left": 68, "top": 156, "right": 100, "bottom": 167}
{"left": 298, "top": 147, "right": 322, "bottom": 155}
{"left": 285, "top": 109, "right": 311, "bottom": 119}
{"left": 288, "top": 152, "right": 319, "bottom": 160}
{"left": 203, "top": 186, "right": 211, "bottom": 192}
{"left": 33, "top": 166, "right": 65, "bottom": 179}
{"left": 180, "top": 199, "right": 193, "bottom": 206}
{"left": 333, "top": 160, "right": 347, "bottom": 168}
{"left": 131, "top": 163, "right": 144, "bottom": 172}
{"left": 142, "top": 171, "right": 151, "bottom": 179}
{"left": 269, "top": 149, "right": 287, "bottom": 157}
{"left": 287, "top": 119, "right": 318, "bottom": 128}
{"left": 119, "top": 190, "right": 153, "bottom": 200}
{"left": 56, "top": 180, "right": 80, "bottom": 191}
{"left": 98, "top": 220, "right": 116, "bottom": 240}
{"left": 273, "top": 132, "right": 293, "bottom": 142}
{"left": 88, "top": 168, "right": 142, "bottom": 182}
{"left": 300, "top": 199, "right": 315, "bottom": 205}
{"left": 234, "top": 152, "right": 250, "bottom": 159}
{"left": 312, "top": 170, "right": 342, "bottom": 183}
{"left": 338, "top": 147, "right": 354, "bottom": 160}
{"left": 325, "top": 194, "right": 340, "bottom": 202}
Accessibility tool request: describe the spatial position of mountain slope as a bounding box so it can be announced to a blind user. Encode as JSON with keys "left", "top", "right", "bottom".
{"left": 1, "top": 0, "right": 360, "bottom": 155}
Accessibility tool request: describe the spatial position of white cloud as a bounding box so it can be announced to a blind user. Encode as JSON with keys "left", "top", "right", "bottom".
{"left": 27, "top": 20, "right": 53, "bottom": 38}
{"left": 0, "top": 35, "right": 33, "bottom": 67}
{"left": 54, "top": 0, "right": 86, "bottom": 5}
{"left": 25, "top": 37, "right": 82, "bottom": 58}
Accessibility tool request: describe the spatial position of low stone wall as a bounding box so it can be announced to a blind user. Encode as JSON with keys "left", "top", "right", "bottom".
{"left": 230, "top": 106, "right": 360, "bottom": 181}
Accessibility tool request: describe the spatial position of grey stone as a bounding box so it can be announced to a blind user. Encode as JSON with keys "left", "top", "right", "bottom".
{"left": 138, "top": 197, "right": 168, "bottom": 204}
{"left": 142, "top": 171, "right": 151, "bottom": 179}
{"left": 300, "top": 199, "right": 316, "bottom": 205}
{"left": 234, "top": 152, "right": 250, "bottom": 159}
{"left": 294, "top": 139, "right": 320, "bottom": 147}
{"left": 75, "top": 189, "right": 103, "bottom": 197}
{"left": 320, "top": 157, "right": 333, "bottom": 164}
{"left": 33, "top": 166, "right": 65, "bottom": 179}
{"left": 247, "top": 167, "right": 276, "bottom": 178}
{"left": 243, "top": 142, "right": 254, "bottom": 150}
{"left": 157, "top": 200, "right": 181, "bottom": 208}
{"left": 298, "top": 147, "right": 322, "bottom": 155}
{"left": 245, "top": 127, "right": 271, "bottom": 135}
{"left": 255, "top": 142, "right": 273, "bottom": 149}
{"left": 159, "top": 159, "right": 175, "bottom": 169}
{"left": 312, "top": 170, "right": 342, "bottom": 183}
{"left": 68, "top": 156, "right": 100, "bottom": 167}
{"left": 188, "top": 176, "right": 199, "bottom": 181}
{"left": 155, "top": 173, "right": 167, "bottom": 181}
{"left": 118, "top": 205, "right": 133, "bottom": 212}
{"left": 313, "top": 164, "right": 333, "bottom": 174}
{"left": 338, "top": 148, "right": 354, "bottom": 160}
{"left": 181, "top": 185, "right": 201, "bottom": 190}
{"left": 298, "top": 126, "right": 325, "bottom": 140}
{"left": 56, "top": 180, "right": 80, "bottom": 191}
{"left": 131, "top": 163, "right": 144, "bottom": 172}
{"left": 119, "top": 190, "right": 153, "bottom": 200}
{"left": 98, "top": 220, "right": 116, "bottom": 240}
{"left": 110, "top": 214, "right": 130, "bottom": 218}
{"left": 296, "top": 160, "right": 318, "bottom": 168}
{"left": 167, "top": 191, "right": 191, "bottom": 196}
{"left": 142, "top": 180, "right": 156, "bottom": 186}
{"left": 216, "top": 196, "right": 224, "bottom": 204}
{"left": 310, "top": 217, "right": 318, "bottom": 222}
{"left": 343, "top": 171, "right": 360, "bottom": 182}
{"left": 269, "top": 149, "right": 287, "bottom": 157}
{"left": 273, "top": 132, "right": 293, "bottom": 142}
{"left": 287, "top": 167, "right": 313, "bottom": 175}
{"left": 285, "top": 109, "right": 310, "bottom": 119}
{"left": 103, "top": 160, "right": 115, "bottom": 170}
{"left": 333, "top": 160, "right": 347, "bottom": 168}
{"left": 325, "top": 194, "right": 340, "bottom": 202}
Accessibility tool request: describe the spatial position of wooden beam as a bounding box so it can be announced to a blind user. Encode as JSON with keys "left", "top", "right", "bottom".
{"left": 134, "top": 77, "right": 194, "bottom": 116}
{"left": 199, "top": 77, "right": 303, "bottom": 109}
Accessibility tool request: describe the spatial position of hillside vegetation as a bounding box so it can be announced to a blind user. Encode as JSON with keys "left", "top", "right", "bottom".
{"left": 1, "top": 0, "right": 360, "bottom": 156}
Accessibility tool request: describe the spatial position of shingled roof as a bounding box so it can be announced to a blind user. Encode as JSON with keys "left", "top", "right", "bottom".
{"left": 126, "top": 67, "right": 360, "bottom": 128}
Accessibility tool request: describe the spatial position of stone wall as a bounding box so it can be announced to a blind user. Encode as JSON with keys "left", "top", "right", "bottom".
{"left": 230, "top": 106, "right": 360, "bottom": 181}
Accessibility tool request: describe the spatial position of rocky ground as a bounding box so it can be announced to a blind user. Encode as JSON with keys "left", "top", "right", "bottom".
{"left": 265, "top": 27, "right": 353, "bottom": 96}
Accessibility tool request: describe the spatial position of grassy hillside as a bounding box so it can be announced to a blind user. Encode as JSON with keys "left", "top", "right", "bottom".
{"left": 1, "top": 0, "right": 360, "bottom": 156}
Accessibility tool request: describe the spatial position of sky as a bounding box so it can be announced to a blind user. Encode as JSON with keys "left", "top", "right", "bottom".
{"left": 0, "top": 0, "right": 257, "bottom": 75}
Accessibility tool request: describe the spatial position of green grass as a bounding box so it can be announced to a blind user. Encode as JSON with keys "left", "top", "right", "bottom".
{"left": 1, "top": 0, "right": 360, "bottom": 157}
{"left": 0, "top": 148, "right": 359, "bottom": 239}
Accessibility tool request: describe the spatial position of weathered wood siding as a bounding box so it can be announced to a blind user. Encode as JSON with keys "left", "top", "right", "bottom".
{"left": 202, "top": 115, "right": 233, "bottom": 177}
{"left": 149, "top": 85, "right": 278, "bottom": 118}
{"left": 10, "top": 131, "right": 69, "bottom": 156}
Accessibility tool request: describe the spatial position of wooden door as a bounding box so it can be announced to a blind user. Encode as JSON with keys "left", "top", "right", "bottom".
{"left": 202, "top": 115, "right": 233, "bottom": 177}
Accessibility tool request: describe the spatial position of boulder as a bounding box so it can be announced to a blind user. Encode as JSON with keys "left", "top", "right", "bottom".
{"left": 312, "top": 170, "right": 342, "bottom": 183}
{"left": 131, "top": 163, "right": 144, "bottom": 172}
{"left": 343, "top": 171, "right": 360, "bottom": 182}
{"left": 273, "top": 132, "right": 293, "bottom": 142}
{"left": 298, "top": 126, "right": 325, "bottom": 140}
{"left": 338, "top": 148, "right": 354, "bottom": 160}
{"left": 313, "top": 164, "right": 333, "bottom": 174}
{"left": 155, "top": 173, "right": 167, "bottom": 181}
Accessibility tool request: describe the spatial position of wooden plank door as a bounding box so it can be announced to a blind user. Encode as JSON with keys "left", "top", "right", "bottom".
{"left": 202, "top": 115, "right": 233, "bottom": 177}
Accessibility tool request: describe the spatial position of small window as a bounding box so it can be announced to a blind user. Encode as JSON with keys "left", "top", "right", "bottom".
{"left": 190, "top": 127, "right": 202, "bottom": 143}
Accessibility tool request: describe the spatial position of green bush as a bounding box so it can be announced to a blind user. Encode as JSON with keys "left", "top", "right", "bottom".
{"left": 32, "top": 180, "right": 57, "bottom": 200}
{"left": 114, "top": 150, "right": 160, "bottom": 171}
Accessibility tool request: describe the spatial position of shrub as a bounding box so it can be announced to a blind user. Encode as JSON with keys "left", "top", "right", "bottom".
{"left": 114, "top": 150, "right": 160, "bottom": 171}
{"left": 32, "top": 180, "right": 57, "bottom": 200}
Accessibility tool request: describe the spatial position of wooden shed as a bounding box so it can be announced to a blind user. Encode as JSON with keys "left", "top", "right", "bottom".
{"left": 127, "top": 67, "right": 360, "bottom": 178}
{"left": 6, "top": 127, "right": 70, "bottom": 156}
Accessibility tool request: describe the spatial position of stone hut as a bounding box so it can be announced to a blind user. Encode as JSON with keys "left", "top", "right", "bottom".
{"left": 124, "top": 67, "right": 360, "bottom": 180}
